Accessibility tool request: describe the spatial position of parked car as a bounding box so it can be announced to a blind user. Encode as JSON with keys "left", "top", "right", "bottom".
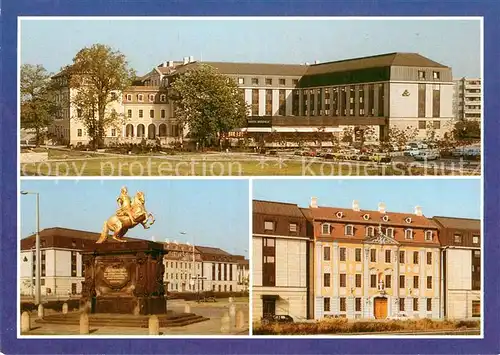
{"left": 261, "top": 314, "right": 294, "bottom": 325}
{"left": 414, "top": 151, "right": 438, "bottom": 161}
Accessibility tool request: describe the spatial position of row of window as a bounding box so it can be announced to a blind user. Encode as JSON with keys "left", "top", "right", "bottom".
{"left": 167, "top": 283, "right": 234, "bottom": 292}
{"left": 77, "top": 128, "right": 117, "bottom": 137}
{"left": 323, "top": 272, "right": 433, "bottom": 289}
{"left": 264, "top": 221, "right": 298, "bottom": 233}
{"left": 323, "top": 247, "right": 433, "bottom": 265}
{"left": 167, "top": 261, "right": 201, "bottom": 270}
{"left": 418, "top": 120, "right": 441, "bottom": 130}
{"left": 324, "top": 297, "right": 434, "bottom": 313}
{"left": 321, "top": 224, "right": 434, "bottom": 241}
{"left": 418, "top": 70, "right": 441, "bottom": 80}
{"left": 238, "top": 77, "right": 299, "bottom": 86}
{"left": 125, "top": 93, "right": 167, "bottom": 102}
{"left": 127, "top": 109, "right": 168, "bottom": 119}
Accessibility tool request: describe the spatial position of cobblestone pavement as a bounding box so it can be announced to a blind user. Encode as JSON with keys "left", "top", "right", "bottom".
{"left": 23, "top": 301, "right": 250, "bottom": 336}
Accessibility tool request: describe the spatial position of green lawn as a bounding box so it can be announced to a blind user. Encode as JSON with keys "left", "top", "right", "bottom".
{"left": 20, "top": 154, "right": 474, "bottom": 176}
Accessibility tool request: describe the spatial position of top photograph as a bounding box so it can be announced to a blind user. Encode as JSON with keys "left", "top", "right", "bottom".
{"left": 19, "top": 17, "right": 482, "bottom": 177}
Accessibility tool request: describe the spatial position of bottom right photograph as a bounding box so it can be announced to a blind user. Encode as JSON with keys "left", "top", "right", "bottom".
{"left": 251, "top": 179, "right": 481, "bottom": 336}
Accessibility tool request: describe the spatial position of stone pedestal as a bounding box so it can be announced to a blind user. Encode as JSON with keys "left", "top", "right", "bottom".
{"left": 81, "top": 240, "right": 167, "bottom": 315}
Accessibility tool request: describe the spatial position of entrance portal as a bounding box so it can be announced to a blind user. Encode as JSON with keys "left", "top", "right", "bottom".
{"left": 374, "top": 297, "right": 388, "bottom": 319}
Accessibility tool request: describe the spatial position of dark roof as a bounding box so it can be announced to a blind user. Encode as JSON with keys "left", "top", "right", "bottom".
{"left": 23, "top": 227, "right": 100, "bottom": 241}
{"left": 173, "top": 61, "right": 308, "bottom": 77}
{"left": 195, "top": 245, "right": 231, "bottom": 256}
{"left": 305, "top": 52, "right": 448, "bottom": 76}
{"left": 253, "top": 200, "right": 305, "bottom": 218}
{"left": 432, "top": 216, "right": 480, "bottom": 231}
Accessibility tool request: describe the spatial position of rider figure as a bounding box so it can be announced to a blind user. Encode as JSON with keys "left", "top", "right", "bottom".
{"left": 116, "top": 186, "right": 135, "bottom": 223}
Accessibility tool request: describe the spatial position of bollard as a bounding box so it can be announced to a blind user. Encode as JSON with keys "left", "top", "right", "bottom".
{"left": 79, "top": 312, "right": 89, "bottom": 335}
{"left": 229, "top": 303, "right": 236, "bottom": 320}
{"left": 220, "top": 312, "right": 230, "bottom": 334}
{"left": 228, "top": 297, "right": 234, "bottom": 303}
{"left": 37, "top": 304, "right": 44, "bottom": 318}
{"left": 235, "top": 309, "right": 244, "bottom": 330}
{"left": 148, "top": 315, "right": 159, "bottom": 335}
{"left": 21, "top": 311, "right": 31, "bottom": 332}
{"left": 62, "top": 303, "right": 68, "bottom": 315}
{"left": 184, "top": 304, "right": 191, "bottom": 313}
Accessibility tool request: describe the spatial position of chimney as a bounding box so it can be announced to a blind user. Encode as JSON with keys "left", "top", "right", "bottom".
{"left": 310, "top": 197, "right": 318, "bottom": 208}
{"left": 414, "top": 205, "right": 423, "bottom": 216}
{"left": 378, "top": 202, "right": 386, "bottom": 214}
{"left": 168, "top": 60, "right": 174, "bottom": 67}
{"left": 314, "top": 60, "right": 320, "bottom": 64}
{"left": 162, "top": 61, "right": 168, "bottom": 67}
{"left": 164, "top": 238, "right": 170, "bottom": 244}
{"left": 189, "top": 55, "right": 194, "bottom": 62}
{"left": 352, "top": 200, "right": 360, "bottom": 212}
{"left": 151, "top": 235, "right": 156, "bottom": 242}
{"left": 183, "top": 57, "right": 189, "bottom": 65}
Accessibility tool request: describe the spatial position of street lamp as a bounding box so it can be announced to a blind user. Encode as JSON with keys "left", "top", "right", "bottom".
{"left": 181, "top": 231, "right": 196, "bottom": 294}
{"left": 21, "top": 190, "right": 41, "bottom": 305}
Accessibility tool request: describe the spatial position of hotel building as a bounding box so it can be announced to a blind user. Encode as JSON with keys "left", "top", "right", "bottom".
{"left": 49, "top": 52, "right": 454, "bottom": 145}
{"left": 252, "top": 200, "right": 313, "bottom": 322}
{"left": 433, "top": 216, "right": 481, "bottom": 320}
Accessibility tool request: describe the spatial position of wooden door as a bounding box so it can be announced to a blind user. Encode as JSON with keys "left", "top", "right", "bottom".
{"left": 263, "top": 299, "right": 276, "bottom": 317}
{"left": 374, "top": 297, "right": 388, "bottom": 319}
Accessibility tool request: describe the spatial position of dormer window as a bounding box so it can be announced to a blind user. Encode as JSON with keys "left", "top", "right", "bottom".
{"left": 289, "top": 223, "right": 297, "bottom": 232}
{"left": 405, "top": 217, "right": 412, "bottom": 224}
{"left": 322, "top": 223, "right": 331, "bottom": 235}
{"left": 425, "top": 230, "right": 433, "bottom": 241}
{"left": 366, "top": 226, "right": 375, "bottom": 237}
{"left": 382, "top": 215, "right": 389, "bottom": 222}
{"left": 345, "top": 225, "right": 354, "bottom": 236}
{"left": 405, "top": 229, "right": 414, "bottom": 240}
{"left": 264, "top": 221, "right": 274, "bottom": 231}
{"left": 363, "top": 214, "right": 370, "bottom": 220}
{"left": 160, "top": 94, "right": 167, "bottom": 102}
{"left": 137, "top": 94, "right": 144, "bottom": 102}
{"left": 149, "top": 94, "right": 155, "bottom": 102}
{"left": 336, "top": 211, "right": 344, "bottom": 219}
{"left": 386, "top": 227, "right": 394, "bottom": 238}
{"left": 126, "top": 94, "right": 132, "bottom": 101}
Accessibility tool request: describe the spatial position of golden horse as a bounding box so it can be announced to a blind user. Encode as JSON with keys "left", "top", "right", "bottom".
{"left": 96, "top": 191, "right": 155, "bottom": 243}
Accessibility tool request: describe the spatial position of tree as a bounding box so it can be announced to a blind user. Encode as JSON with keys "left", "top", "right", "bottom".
{"left": 453, "top": 119, "right": 481, "bottom": 143}
{"left": 342, "top": 127, "right": 354, "bottom": 144}
{"left": 64, "top": 44, "right": 135, "bottom": 149}
{"left": 20, "top": 64, "right": 57, "bottom": 146}
{"left": 385, "top": 125, "right": 418, "bottom": 152}
{"left": 171, "top": 64, "right": 249, "bottom": 148}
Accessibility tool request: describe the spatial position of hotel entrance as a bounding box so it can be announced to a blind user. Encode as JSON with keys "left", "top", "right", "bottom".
{"left": 373, "top": 297, "right": 388, "bottom": 319}
{"left": 262, "top": 295, "right": 278, "bottom": 317}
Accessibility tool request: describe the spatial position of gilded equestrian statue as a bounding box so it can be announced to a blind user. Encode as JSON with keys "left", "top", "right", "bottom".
{"left": 96, "top": 186, "right": 155, "bottom": 243}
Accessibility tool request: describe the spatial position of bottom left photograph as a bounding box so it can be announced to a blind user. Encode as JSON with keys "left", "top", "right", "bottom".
{"left": 18, "top": 179, "right": 250, "bottom": 336}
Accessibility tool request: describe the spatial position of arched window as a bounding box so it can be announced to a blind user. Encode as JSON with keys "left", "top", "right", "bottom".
{"left": 125, "top": 124, "right": 134, "bottom": 137}
{"left": 137, "top": 124, "right": 145, "bottom": 138}
{"left": 159, "top": 124, "right": 167, "bottom": 137}
{"left": 148, "top": 124, "right": 156, "bottom": 139}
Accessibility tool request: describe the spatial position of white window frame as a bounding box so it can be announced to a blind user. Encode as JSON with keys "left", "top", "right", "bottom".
{"left": 321, "top": 223, "right": 331, "bottom": 235}
{"left": 473, "top": 235, "right": 479, "bottom": 244}
{"left": 345, "top": 224, "right": 354, "bottom": 236}
{"left": 264, "top": 221, "right": 274, "bottom": 231}
{"left": 138, "top": 94, "right": 144, "bottom": 102}
{"left": 126, "top": 94, "right": 132, "bottom": 101}
{"left": 425, "top": 230, "right": 433, "bottom": 241}
{"left": 149, "top": 94, "right": 155, "bottom": 102}
{"left": 238, "top": 77, "right": 244, "bottom": 85}
{"left": 160, "top": 94, "right": 167, "bottom": 102}
{"left": 289, "top": 223, "right": 297, "bottom": 232}
{"left": 366, "top": 226, "right": 375, "bottom": 237}
{"left": 405, "top": 229, "right": 414, "bottom": 240}
{"left": 386, "top": 227, "right": 394, "bottom": 238}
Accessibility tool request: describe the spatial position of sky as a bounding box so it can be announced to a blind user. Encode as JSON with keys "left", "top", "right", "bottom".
{"left": 253, "top": 179, "right": 481, "bottom": 219}
{"left": 20, "top": 18, "right": 481, "bottom": 78}
{"left": 20, "top": 179, "right": 250, "bottom": 257}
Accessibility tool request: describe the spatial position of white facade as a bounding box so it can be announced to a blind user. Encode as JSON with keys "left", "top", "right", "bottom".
{"left": 201, "top": 261, "right": 239, "bottom": 292}
{"left": 20, "top": 248, "right": 84, "bottom": 297}
{"left": 252, "top": 235, "right": 309, "bottom": 322}
{"left": 444, "top": 248, "right": 481, "bottom": 319}
{"left": 389, "top": 81, "right": 454, "bottom": 139}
